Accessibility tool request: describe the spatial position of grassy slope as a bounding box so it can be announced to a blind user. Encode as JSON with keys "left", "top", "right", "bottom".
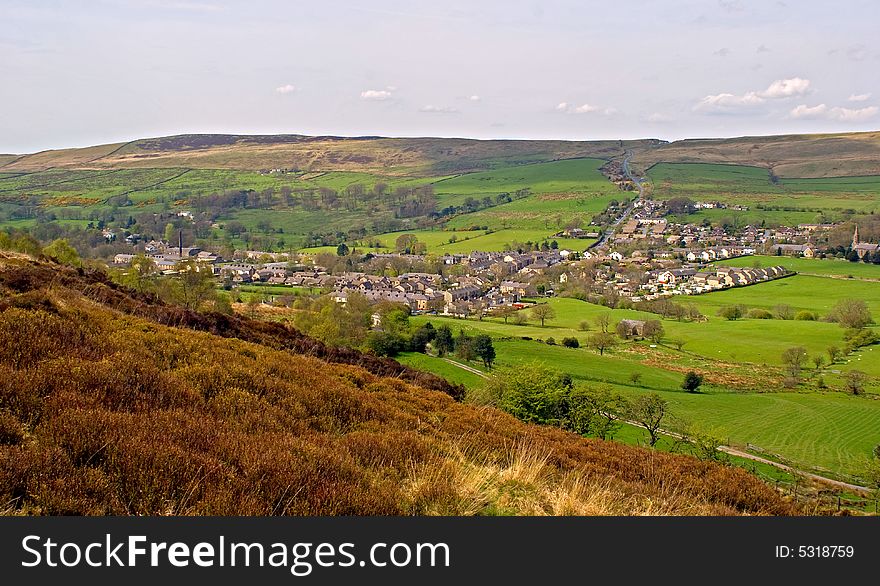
{"left": 1, "top": 135, "right": 644, "bottom": 174}
{"left": 648, "top": 162, "right": 880, "bottom": 225}
{"left": 0, "top": 253, "right": 792, "bottom": 516}
{"left": 409, "top": 280, "right": 880, "bottom": 475}
{"left": 633, "top": 131, "right": 880, "bottom": 178}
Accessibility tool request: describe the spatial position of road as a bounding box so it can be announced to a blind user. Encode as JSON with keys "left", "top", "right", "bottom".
{"left": 589, "top": 150, "right": 643, "bottom": 249}
{"left": 439, "top": 359, "right": 870, "bottom": 494}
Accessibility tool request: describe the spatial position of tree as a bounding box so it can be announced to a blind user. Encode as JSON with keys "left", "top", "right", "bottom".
{"left": 336, "top": 243, "right": 349, "bottom": 256}
{"left": 829, "top": 298, "right": 873, "bottom": 329}
{"left": 774, "top": 304, "right": 794, "bottom": 320}
{"left": 629, "top": 372, "right": 642, "bottom": 385}
{"left": 511, "top": 312, "right": 528, "bottom": 326}
{"left": 120, "top": 254, "right": 157, "bottom": 292}
{"left": 561, "top": 336, "right": 579, "bottom": 348}
{"left": 365, "top": 331, "right": 405, "bottom": 357}
{"left": 473, "top": 334, "right": 496, "bottom": 369}
{"left": 587, "top": 332, "right": 616, "bottom": 355}
{"left": 395, "top": 233, "right": 419, "bottom": 254}
{"left": 433, "top": 325, "right": 454, "bottom": 356}
{"left": 410, "top": 323, "right": 436, "bottom": 353}
{"left": 827, "top": 345, "right": 842, "bottom": 364}
{"left": 669, "top": 339, "right": 686, "bottom": 351}
{"left": 568, "top": 385, "right": 630, "bottom": 440}
{"left": 578, "top": 320, "right": 591, "bottom": 332}
{"left": 642, "top": 320, "right": 665, "bottom": 344}
{"left": 681, "top": 371, "right": 703, "bottom": 393}
{"left": 496, "top": 305, "right": 516, "bottom": 324}
{"left": 166, "top": 260, "right": 217, "bottom": 311}
{"left": 844, "top": 370, "right": 867, "bottom": 395}
{"left": 42, "top": 239, "right": 81, "bottom": 267}
{"left": 482, "top": 362, "right": 573, "bottom": 425}
{"left": 717, "top": 304, "right": 746, "bottom": 320}
{"left": 781, "top": 346, "right": 808, "bottom": 378}
{"left": 454, "top": 329, "right": 475, "bottom": 361}
{"left": 594, "top": 313, "right": 611, "bottom": 333}
{"left": 530, "top": 304, "right": 556, "bottom": 327}
{"left": 666, "top": 197, "right": 696, "bottom": 215}
{"left": 812, "top": 354, "right": 825, "bottom": 370}
{"left": 629, "top": 393, "right": 668, "bottom": 447}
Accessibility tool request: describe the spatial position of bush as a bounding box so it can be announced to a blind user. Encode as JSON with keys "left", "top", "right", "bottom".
{"left": 717, "top": 305, "right": 746, "bottom": 320}
{"left": 795, "top": 310, "right": 818, "bottom": 321}
{"left": 681, "top": 371, "right": 703, "bottom": 393}
{"left": 746, "top": 308, "right": 774, "bottom": 319}
{"left": 545, "top": 337, "right": 556, "bottom": 345}
{"left": 561, "top": 337, "right": 579, "bottom": 348}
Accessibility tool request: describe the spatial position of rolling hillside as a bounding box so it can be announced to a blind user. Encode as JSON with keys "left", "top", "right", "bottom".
{"left": 632, "top": 131, "right": 880, "bottom": 178}
{"left": 0, "top": 252, "right": 795, "bottom": 516}
{"left": 0, "top": 135, "right": 657, "bottom": 175}
{"left": 4, "top": 131, "right": 880, "bottom": 178}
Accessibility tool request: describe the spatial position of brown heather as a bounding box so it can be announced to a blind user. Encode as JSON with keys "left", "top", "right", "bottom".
{"left": 0, "top": 253, "right": 797, "bottom": 516}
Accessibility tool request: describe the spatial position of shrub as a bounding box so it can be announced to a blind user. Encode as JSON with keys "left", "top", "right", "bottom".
{"left": 795, "top": 310, "right": 818, "bottom": 321}
{"left": 681, "top": 371, "right": 703, "bottom": 393}
{"left": 561, "top": 337, "right": 579, "bottom": 348}
{"left": 545, "top": 337, "right": 556, "bottom": 345}
{"left": 717, "top": 305, "right": 746, "bottom": 320}
{"left": 746, "top": 308, "right": 773, "bottom": 319}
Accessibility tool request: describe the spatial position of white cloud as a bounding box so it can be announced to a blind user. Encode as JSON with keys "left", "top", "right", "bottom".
{"left": 694, "top": 91, "right": 764, "bottom": 112}
{"left": 556, "top": 102, "right": 603, "bottom": 114}
{"left": 789, "top": 103, "right": 878, "bottom": 122}
{"left": 360, "top": 89, "right": 393, "bottom": 100}
{"left": 757, "top": 77, "right": 810, "bottom": 99}
{"left": 829, "top": 105, "right": 878, "bottom": 122}
{"left": 713, "top": 47, "right": 731, "bottom": 57}
{"left": 419, "top": 104, "right": 459, "bottom": 114}
{"left": 756, "top": 44, "right": 771, "bottom": 53}
{"left": 789, "top": 103, "right": 828, "bottom": 119}
{"left": 848, "top": 93, "right": 871, "bottom": 102}
{"left": 274, "top": 84, "right": 296, "bottom": 94}
{"left": 695, "top": 77, "right": 810, "bottom": 112}
{"left": 468, "top": 95, "right": 481, "bottom": 101}
{"left": 645, "top": 112, "right": 673, "bottom": 123}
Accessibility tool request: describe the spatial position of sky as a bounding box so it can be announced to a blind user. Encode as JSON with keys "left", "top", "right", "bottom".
{"left": 1, "top": 0, "right": 879, "bottom": 153}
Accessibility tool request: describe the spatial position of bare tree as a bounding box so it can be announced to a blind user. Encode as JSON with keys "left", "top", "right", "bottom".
{"left": 530, "top": 303, "right": 556, "bottom": 327}
{"left": 594, "top": 313, "right": 611, "bottom": 333}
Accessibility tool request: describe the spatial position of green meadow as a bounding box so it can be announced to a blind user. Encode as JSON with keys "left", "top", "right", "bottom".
{"left": 404, "top": 315, "right": 880, "bottom": 476}
{"left": 648, "top": 163, "right": 880, "bottom": 225}
{"left": 717, "top": 255, "right": 880, "bottom": 280}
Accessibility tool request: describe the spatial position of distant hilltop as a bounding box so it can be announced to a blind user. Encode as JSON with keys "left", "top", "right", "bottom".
{"left": 1, "top": 130, "right": 878, "bottom": 178}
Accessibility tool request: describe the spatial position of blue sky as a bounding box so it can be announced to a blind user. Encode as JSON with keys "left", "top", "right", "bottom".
{"left": 1, "top": 0, "right": 878, "bottom": 152}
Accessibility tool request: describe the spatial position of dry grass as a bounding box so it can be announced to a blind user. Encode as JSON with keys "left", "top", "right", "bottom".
{"left": 0, "top": 254, "right": 799, "bottom": 516}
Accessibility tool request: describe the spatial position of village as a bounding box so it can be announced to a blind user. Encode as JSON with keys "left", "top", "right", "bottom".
{"left": 107, "top": 196, "right": 867, "bottom": 317}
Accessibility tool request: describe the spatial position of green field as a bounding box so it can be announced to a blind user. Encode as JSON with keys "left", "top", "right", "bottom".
{"left": 684, "top": 274, "right": 880, "bottom": 316}
{"left": 414, "top": 294, "right": 866, "bottom": 368}
{"left": 395, "top": 352, "right": 488, "bottom": 389}
{"left": 717, "top": 255, "right": 880, "bottom": 280}
{"left": 649, "top": 162, "right": 880, "bottom": 225}
{"left": 403, "top": 323, "right": 880, "bottom": 475}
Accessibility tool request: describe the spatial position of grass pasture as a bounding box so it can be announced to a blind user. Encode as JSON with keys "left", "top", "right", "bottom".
{"left": 648, "top": 163, "right": 880, "bottom": 224}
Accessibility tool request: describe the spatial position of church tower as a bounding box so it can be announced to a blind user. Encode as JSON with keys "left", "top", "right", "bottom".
{"left": 853, "top": 224, "right": 860, "bottom": 248}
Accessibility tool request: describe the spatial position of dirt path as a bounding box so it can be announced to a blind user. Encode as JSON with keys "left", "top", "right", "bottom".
{"left": 441, "top": 358, "right": 490, "bottom": 379}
